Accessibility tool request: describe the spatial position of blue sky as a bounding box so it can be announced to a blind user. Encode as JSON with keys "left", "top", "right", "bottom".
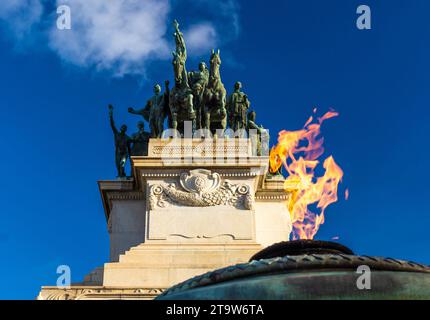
{"left": 0, "top": 0, "right": 429, "bottom": 299}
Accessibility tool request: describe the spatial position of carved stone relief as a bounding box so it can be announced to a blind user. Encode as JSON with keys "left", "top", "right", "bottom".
{"left": 149, "top": 169, "right": 254, "bottom": 210}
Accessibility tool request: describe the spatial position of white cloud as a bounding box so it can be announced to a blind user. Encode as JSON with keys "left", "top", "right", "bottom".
{"left": 49, "top": 0, "right": 171, "bottom": 76}
{"left": 185, "top": 0, "right": 240, "bottom": 40}
{"left": 0, "top": 0, "right": 43, "bottom": 37}
{"left": 218, "top": 0, "right": 240, "bottom": 38}
{"left": 0, "top": 0, "right": 241, "bottom": 77}
{"left": 184, "top": 23, "right": 217, "bottom": 55}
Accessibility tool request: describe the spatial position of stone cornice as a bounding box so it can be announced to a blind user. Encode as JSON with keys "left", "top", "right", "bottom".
{"left": 146, "top": 138, "right": 253, "bottom": 158}
{"left": 98, "top": 178, "right": 137, "bottom": 222}
{"left": 140, "top": 172, "right": 260, "bottom": 178}
{"left": 107, "top": 191, "right": 145, "bottom": 201}
{"left": 255, "top": 193, "right": 290, "bottom": 201}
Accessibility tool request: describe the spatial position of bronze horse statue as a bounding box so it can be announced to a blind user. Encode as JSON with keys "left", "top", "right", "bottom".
{"left": 202, "top": 49, "right": 227, "bottom": 135}
{"left": 169, "top": 51, "right": 196, "bottom": 136}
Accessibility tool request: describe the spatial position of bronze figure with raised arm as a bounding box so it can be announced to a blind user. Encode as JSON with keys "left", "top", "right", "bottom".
{"left": 128, "top": 80, "right": 170, "bottom": 138}
{"left": 109, "top": 105, "right": 131, "bottom": 178}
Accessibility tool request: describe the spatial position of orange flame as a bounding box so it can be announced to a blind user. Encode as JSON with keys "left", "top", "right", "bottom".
{"left": 270, "top": 110, "right": 344, "bottom": 240}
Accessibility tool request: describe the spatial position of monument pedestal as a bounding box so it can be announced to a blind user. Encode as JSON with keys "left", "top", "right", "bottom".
{"left": 102, "top": 243, "right": 263, "bottom": 288}
{"left": 38, "top": 139, "right": 293, "bottom": 300}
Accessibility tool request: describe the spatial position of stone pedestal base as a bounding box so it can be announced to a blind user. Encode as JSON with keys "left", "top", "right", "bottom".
{"left": 38, "top": 139, "right": 295, "bottom": 300}
{"left": 102, "top": 243, "right": 263, "bottom": 288}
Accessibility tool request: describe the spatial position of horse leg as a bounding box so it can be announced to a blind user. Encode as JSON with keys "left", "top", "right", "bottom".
{"left": 157, "top": 117, "right": 164, "bottom": 138}
{"left": 172, "top": 112, "right": 178, "bottom": 136}
{"left": 187, "top": 95, "right": 194, "bottom": 116}
{"left": 205, "top": 110, "right": 210, "bottom": 131}
{"left": 192, "top": 118, "right": 196, "bottom": 135}
{"left": 150, "top": 118, "right": 157, "bottom": 138}
{"left": 221, "top": 117, "right": 227, "bottom": 133}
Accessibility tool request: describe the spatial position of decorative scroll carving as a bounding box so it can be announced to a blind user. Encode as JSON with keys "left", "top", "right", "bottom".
{"left": 149, "top": 169, "right": 254, "bottom": 210}
{"left": 37, "top": 287, "right": 165, "bottom": 300}
{"left": 180, "top": 169, "right": 220, "bottom": 194}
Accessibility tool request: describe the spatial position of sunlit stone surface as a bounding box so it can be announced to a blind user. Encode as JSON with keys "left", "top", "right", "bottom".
{"left": 37, "top": 139, "right": 293, "bottom": 300}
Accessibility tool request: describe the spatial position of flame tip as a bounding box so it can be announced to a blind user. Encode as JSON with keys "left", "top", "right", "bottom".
{"left": 269, "top": 109, "right": 344, "bottom": 240}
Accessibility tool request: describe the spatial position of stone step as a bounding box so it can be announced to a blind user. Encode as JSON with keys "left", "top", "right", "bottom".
{"left": 119, "top": 243, "right": 262, "bottom": 265}
{"left": 120, "top": 249, "right": 260, "bottom": 266}
{"left": 103, "top": 243, "right": 263, "bottom": 287}
{"left": 103, "top": 265, "right": 226, "bottom": 288}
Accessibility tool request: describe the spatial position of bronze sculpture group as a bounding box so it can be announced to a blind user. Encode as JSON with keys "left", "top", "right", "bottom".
{"left": 109, "top": 20, "right": 267, "bottom": 178}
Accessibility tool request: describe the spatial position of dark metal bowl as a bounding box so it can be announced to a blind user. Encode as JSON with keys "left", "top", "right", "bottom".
{"left": 156, "top": 240, "right": 430, "bottom": 300}
{"left": 250, "top": 240, "right": 354, "bottom": 260}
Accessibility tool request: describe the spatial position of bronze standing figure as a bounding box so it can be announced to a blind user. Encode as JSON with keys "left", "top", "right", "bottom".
{"left": 247, "top": 110, "right": 269, "bottom": 156}
{"left": 130, "top": 121, "right": 150, "bottom": 156}
{"left": 109, "top": 105, "right": 131, "bottom": 178}
{"left": 128, "top": 81, "right": 169, "bottom": 138}
{"left": 227, "top": 81, "right": 250, "bottom": 134}
{"left": 189, "top": 62, "right": 209, "bottom": 130}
